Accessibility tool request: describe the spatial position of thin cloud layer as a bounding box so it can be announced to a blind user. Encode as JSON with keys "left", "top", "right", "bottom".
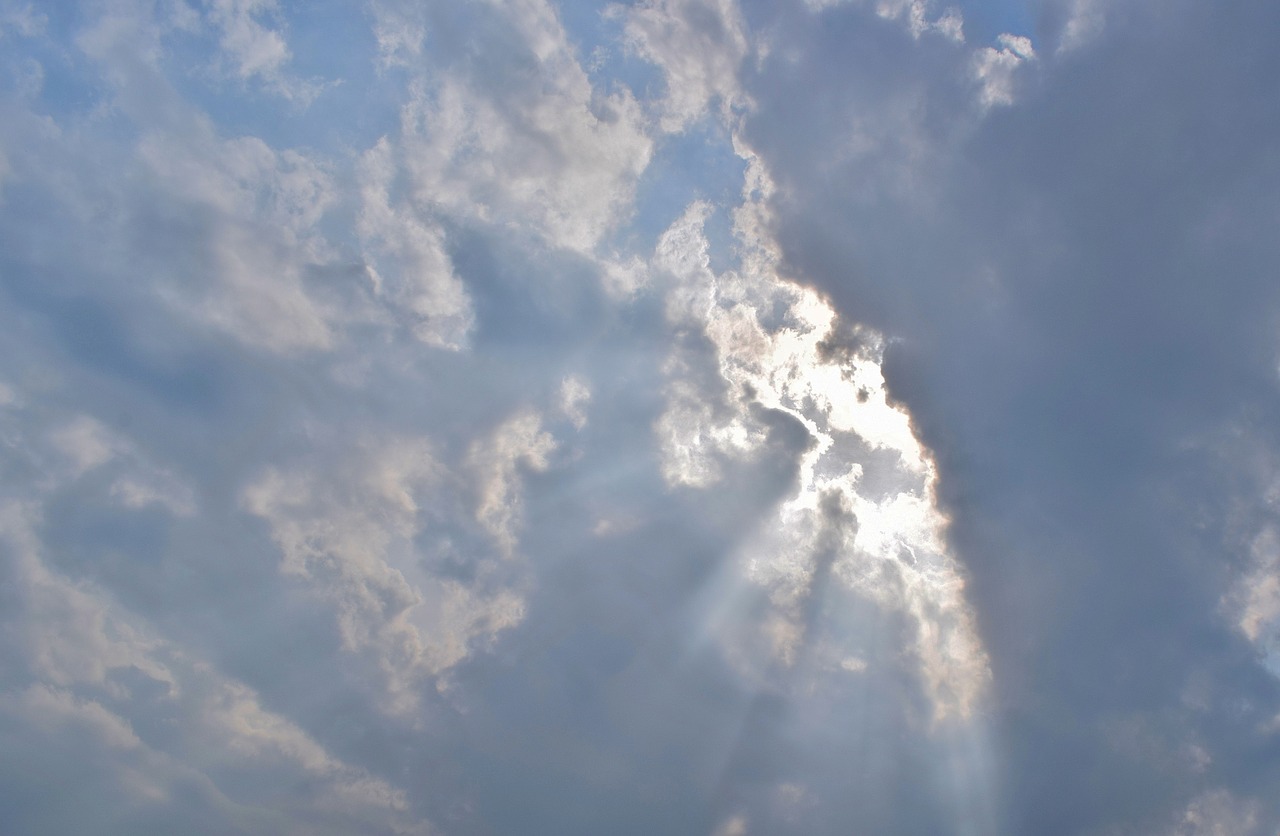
{"left": 1, "top": 0, "right": 1278, "bottom": 834}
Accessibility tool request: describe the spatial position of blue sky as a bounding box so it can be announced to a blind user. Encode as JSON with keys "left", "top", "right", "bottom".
{"left": 1, "top": 1, "right": 1279, "bottom": 834}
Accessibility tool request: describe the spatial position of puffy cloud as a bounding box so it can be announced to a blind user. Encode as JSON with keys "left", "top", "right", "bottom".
{"left": 469, "top": 410, "right": 558, "bottom": 556}
{"left": 870, "top": 0, "right": 965, "bottom": 41}
{"left": 972, "top": 32, "right": 1035, "bottom": 108}
{"left": 618, "top": 0, "right": 749, "bottom": 132}
{"left": 2, "top": 3, "right": 347, "bottom": 356}
{"left": 169, "top": 0, "right": 329, "bottom": 103}
{"left": 357, "top": 136, "right": 474, "bottom": 349}
{"left": 370, "top": 0, "right": 654, "bottom": 253}
{"left": 242, "top": 434, "right": 533, "bottom": 712}
{"left": 650, "top": 198, "right": 988, "bottom": 720}
{"left": 205, "top": 0, "right": 290, "bottom": 81}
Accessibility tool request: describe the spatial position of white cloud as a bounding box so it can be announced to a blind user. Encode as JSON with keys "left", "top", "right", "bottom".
{"left": 558, "top": 376, "right": 592, "bottom": 429}
{"left": 618, "top": 0, "right": 750, "bottom": 132}
{"left": 206, "top": 0, "right": 289, "bottom": 78}
{"left": 49, "top": 416, "right": 123, "bottom": 478}
{"left": 973, "top": 33, "right": 1036, "bottom": 109}
{"left": 656, "top": 361, "right": 761, "bottom": 488}
{"left": 358, "top": 136, "right": 474, "bottom": 350}
{"left": 202, "top": 0, "right": 326, "bottom": 102}
{"left": 801, "top": 0, "right": 964, "bottom": 42}
{"left": 872, "top": 0, "right": 964, "bottom": 41}
{"left": 43, "top": 417, "right": 195, "bottom": 515}
{"left": 243, "top": 432, "right": 541, "bottom": 711}
{"left": 75, "top": 0, "right": 180, "bottom": 89}
{"left": 61, "top": 3, "right": 348, "bottom": 354}
{"left": 369, "top": 0, "right": 427, "bottom": 69}
{"left": 648, "top": 154, "right": 989, "bottom": 721}
{"left": 1236, "top": 525, "right": 1280, "bottom": 647}
{"left": 1176, "top": 789, "right": 1260, "bottom": 836}
{"left": 10, "top": 684, "right": 143, "bottom": 751}
{"left": 1058, "top": 0, "right": 1108, "bottom": 53}
{"left": 469, "top": 410, "right": 558, "bottom": 557}
{"left": 137, "top": 130, "right": 340, "bottom": 352}
{"left": 377, "top": 0, "right": 654, "bottom": 253}
{"left": 243, "top": 439, "right": 442, "bottom": 710}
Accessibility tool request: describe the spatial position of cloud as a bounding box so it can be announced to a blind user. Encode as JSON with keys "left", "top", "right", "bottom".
{"left": 369, "top": 0, "right": 655, "bottom": 253}
{"left": 868, "top": 0, "right": 965, "bottom": 41}
{"left": 133, "top": 128, "right": 341, "bottom": 352}
{"left": 618, "top": 0, "right": 749, "bottom": 132}
{"left": 1176, "top": 789, "right": 1261, "bottom": 836}
{"left": 242, "top": 433, "right": 536, "bottom": 713}
{"left": 357, "top": 136, "right": 475, "bottom": 349}
{"left": 735, "top": 0, "right": 1280, "bottom": 829}
{"left": 2, "top": 0, "right": 1279, "bottom": 833}
{"left": 0, "top": 503, "right": 422, "bottom": 834}
{"left": 469, "top": 409, "right": 558, "bottom": 556}
{"left": 198, "top": 0, "right": 330, "bottom": 103}
{"left": 0, "top": 2, "right": 45, "bottom": 38}
{"left": 972, "top": 32, "right": 1035, "bottom": 109}
{"left": 557, "top": 376, "right": 592, "bottom": 429}
{"left": 1055, "top": 0, "right": 1108, "bottom": 53}
{"left": 206, "top": 0, "right": 290, "bottom": 79}
{"left": 649, "top": 196, "right": 989, "bottom": 721}
{"left": 369, "top": 1, "right": 427, "bottom": 69}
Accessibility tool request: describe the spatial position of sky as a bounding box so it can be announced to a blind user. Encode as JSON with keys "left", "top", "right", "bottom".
{"left": 1, "top": 0, "right": 1279, "bottom": 833}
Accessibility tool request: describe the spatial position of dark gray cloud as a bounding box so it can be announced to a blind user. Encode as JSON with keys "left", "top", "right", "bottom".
{"left": 739, "top": 0, "right": 1280, "bottom": 831}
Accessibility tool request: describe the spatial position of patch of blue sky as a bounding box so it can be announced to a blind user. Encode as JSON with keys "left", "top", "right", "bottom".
{"left": 1, "top": 1, "right": 76, "bottom": 46}
{"left": 618, "top": 117, "right": 747, "bottom": 272}
{"left": 0, "top": 14, "right": 108, "bottom": 124}
{"left": 157, "top": 4, "right": 398, "bottom": 157}
{"left": 558, "top": 0, "right": 666, "bottom": 105}
{"left": 555, "top": 0, "right": 617, "bottom": 53}
{"left": 955, "top": 0, "right": 1037, "bottom": 45}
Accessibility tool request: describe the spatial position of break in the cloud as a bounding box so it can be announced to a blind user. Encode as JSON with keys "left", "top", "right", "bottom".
{"left": 1, "top": 0, "right": 1278, "bottom": 833}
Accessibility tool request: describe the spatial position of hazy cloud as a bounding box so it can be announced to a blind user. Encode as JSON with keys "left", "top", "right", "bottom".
{"left": 1, "top": 0, "right": 1278, "bottom": 833}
